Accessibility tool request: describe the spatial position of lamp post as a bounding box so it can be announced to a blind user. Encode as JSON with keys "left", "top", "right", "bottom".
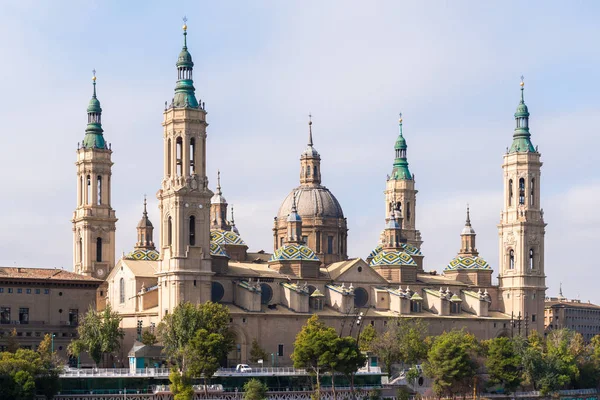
{"left": 51, "top": 333, "right": 55, "bottom": 353}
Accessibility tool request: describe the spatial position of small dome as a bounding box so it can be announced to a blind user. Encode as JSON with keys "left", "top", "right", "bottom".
{"left": 269, "top": 243, "right": 319, "bottom": 262}
{"left": 514, "top": 102, "right": 529, "bottom": 118}
{"left": 461, "top": 225, "right": 475, "bottom": 235}
{"left": 301, "top": 145, "right": 320, "bottom": 158}
{"left": 211, "top": 193, "right": 227, "bottom": 205}
{"left": 287, "top": 209, "right": 302, "bottom": 222}
{"left": 445, "top": 256, "right": 491, "bottom": 271}
{"left": 177, "top": 48, "right": 194, "bottom": 68}
{"left": 368, "top": 243, "right": 422, "bottom": 260}
{"left": 137, "top": 215, "right": 153, "bottom": 229}
{"left": 210, "top": 242, "right": 230, "bottom": 258}
{"left": 210, "top": 229, "right": 246, "bottom": 246}
{"left": 395, "top": 135, "right": 407, "bottom": 150}
{"left": 370, "top": 250, "right": 417, "bottom": 267}
{"left": 87, "top": 97, "right": 102, "bottom": 113}
{"left": 124, "top": 249, "right": 160, "bottom": 261}
{"left": 277, "top": 186, "right": 344, "bottom": 220}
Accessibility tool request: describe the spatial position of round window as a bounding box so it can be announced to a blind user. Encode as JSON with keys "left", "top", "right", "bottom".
{"left": 354, "top": 287, "right": 369, "bottom": 308}
{"left": 260, "top": 283, "right": 273, "bottom": 305}
{"left": 211, "top": 282, "right": 225, "bottom": 302}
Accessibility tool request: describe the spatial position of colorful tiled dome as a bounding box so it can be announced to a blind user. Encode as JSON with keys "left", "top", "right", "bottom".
{"left": 370, "top": 250, "right": 416, "bottom": 267}
{"left": 210, "top": 242, "right": 229, "bottom": 258}
{"left": 445, "top": 256, "right": 491, "bottom": 271}
{"left": 368, "top": 243, "right": 422, "bottom": 260}
{"left": 210, "top": 229, "right": 246, "bottom": 246}
{"left": 124, "top": 249, "right": 160, "bottom": 261}
{"left": 269, "top": 244, "right": 319, "bottom": 262}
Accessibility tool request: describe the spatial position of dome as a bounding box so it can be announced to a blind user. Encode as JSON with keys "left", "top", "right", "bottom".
{"left": 445, "top": 256, "right": 491, "bottom": 271}
{"left": 137, "top": 215, "right": 153, "bottom": 229}
{"left": 370, "top": 250, "right": 417, "bottom": 267}
{"left": 210, "top": 242, "right": 230, "bottom": 258}
{"left": 124, "top": 249, "right": 160, "bottom": 261}
{"left": 368, "top": 243, "right": 422, "bottom": 260}
{"left": 301, "top": 145, "right": 320, "bottom": 158}
{"left": 210, "top": 229, "right": 246, "bottom": 246}
{"left": 514, "top": 102, "right": 529, "bottom": 118}
{"left": 269, "top": 243, "right": 319, "bottom": 262}
{"left": 177, "top": 48, "right": 194, "bottom": 68}
{"left": 395, "top": 135, "right": 407, "bottom": 150}
{"left": 461, "top": 225, "right": 475, "bottom": 235}
{"left": 277, "top": 186, "right": 344, "bottom": 220}
{"left": 87, "top": 97, "right": 102, "bottom": 113}
{"left": 211, "top": 193, "right": 227, "bottom": 205}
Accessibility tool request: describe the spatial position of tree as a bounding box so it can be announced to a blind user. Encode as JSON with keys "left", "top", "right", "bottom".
{"left": 330, "top": 336, "right": 367, "bottom": 397}
{"left": 6, "top": 328, "right": 19, "bottom": 353}
{"left": 249, "top": 339, "right": 268, "bottom": 364}
{"left": 36, "top": 334, "right": 62, "bottom": 399}
{"left": 243, "top": 378, "right": 268, "bottom": 400}
{"left": 0, "top": 347, "right": 60, "bottom": 400}
{"left": 291, "top": 315, "right": 339, "bottom": 399}
{"left": 369, "top": 329, "right": 399, "bottom": 377}
{"left": 423, "top": 329, "right": 480, "bottom": 397}
{"left": 68, "top": 304, "right": 124, "bottom": 367}
{"left": 485, "top": 337, "right": 522, "bottom": 393}
{"left": 169, "top": 368, "right": 194, "bottom": 400}
{"left": 187, "top": 328, "right": 234, "bottom": 396}
{"left": 141, "top": 329, "right": 158, "bottom": 347}
{"left": 358, "top": 323, "right": 377, "bottom": 353}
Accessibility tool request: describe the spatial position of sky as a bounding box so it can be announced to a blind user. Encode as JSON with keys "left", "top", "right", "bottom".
{"left": 0, "top": 1, "right": 599, "bottom": 302}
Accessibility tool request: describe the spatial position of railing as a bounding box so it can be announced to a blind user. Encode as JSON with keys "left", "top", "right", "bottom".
{"left": 152, "top": 384, "right": 224, "bottom": 393}
{"left": 215, "top": 367, "right": 306, "bottom": 376}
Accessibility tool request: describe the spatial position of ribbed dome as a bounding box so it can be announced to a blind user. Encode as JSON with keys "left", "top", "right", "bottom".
{"left": 87, "top": 97, "right": 101, "bottom": 113}
{"left": 277, "top": 186, "right": 344, "bottom": 220}
{"left": 301, "top": 145, "right": 320, "bottom": 158}
{"left": 137, "top": 216, "right": 153, "bottom": 229}
{"left": 211, "top": 193, "right": 227, "bottom": 205}
{"left": 177, "top": 48, "right": 193, "bottom": 68}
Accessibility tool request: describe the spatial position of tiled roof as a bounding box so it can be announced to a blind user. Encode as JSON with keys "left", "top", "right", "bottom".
{"left": 0, "top": 267, "right": 102, "bottom": 282}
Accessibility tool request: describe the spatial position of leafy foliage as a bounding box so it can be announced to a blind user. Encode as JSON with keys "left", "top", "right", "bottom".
{"left": 249, "top": 339, "right": 269, "bottom": 364}
{"left": 485, "top": 337, "right": 522, "bottom": 393}
{"left": 141, "top": 329, "right": 158, "bottom": 346}
{"left": 358, "top": 323, "right": 377, "bottom": 353}
{"left": 169, "top": 368, "right": 194, "bottom": 400}
{"left": 243, "top": 378, "right": 268, "bottom": 400}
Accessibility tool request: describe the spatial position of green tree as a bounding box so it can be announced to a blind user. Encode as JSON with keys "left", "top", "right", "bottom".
{"left": 68, "top": 304, "right": 124, "bottom": 367}
{"left": 330, "top": 336, "right": 367, "bottom": 397}
{"left": 141, "top": 329, "right": 158, "bottom": 346}
{"left": 291, "top": 315, "right": 339, "bottom": 399}
{"left": 187, "top": 328, "right": 234, "bottom": 396}
{"left": 0, "top": 348, "right": 61, "bottom": 400}
{"left": 485, "top": 337, "right": 522, "bottom": 393}
{"left": 249, "top": 339, "right": 269, "bottom": 364}
{"left": 7, "top": 328, "right": 19, "bottom": 353}
{"left": 423, "top": 329, "right": 480, "bottom": 397}
{"left": 169, "top": 368, "right": 194, "bottom": 400}
{"left": 36, "top": 334, "right": 62, "bottom": 399}
{"left": 243, "top": 378, "right": 268, "bottom": 400}
{"left": 369, "top": 329, "right": 399, "bottom": 377}
{"left": 358, "top": 324, "right": 377, "bottom": 353}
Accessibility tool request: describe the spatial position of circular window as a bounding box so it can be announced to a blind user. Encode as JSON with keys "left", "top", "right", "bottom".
{"left": 211, "top": 282, "right": 225, "bottom": 302}
{"left": 354, "top": 287, "right": 369, "bottom": 308}
{"left": 418, "top": 377, "right": 424, "bottom": 386}
{"left": 59, "top": 346, "right": 63, "bottom": 351}
{"left": 260, "top": 283, "right": 273, "bottom": 305}
{"left": 58, "top": 292, "right": 63, "bottom": 296}
{"left": 58, "top": 309, "right": 63, "bottom": 313}
{"left": 358, "top": 266, "right": 363, "bottom": 272}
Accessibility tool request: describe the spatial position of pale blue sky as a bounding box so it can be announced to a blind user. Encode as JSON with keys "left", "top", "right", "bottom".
{"left": 0, "top": 1, "right": 599, "bottom": 302}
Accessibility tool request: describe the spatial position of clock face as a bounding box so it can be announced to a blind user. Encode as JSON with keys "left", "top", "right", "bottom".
{"left": 96, "top": 268, "right": 105, "bottom": 278}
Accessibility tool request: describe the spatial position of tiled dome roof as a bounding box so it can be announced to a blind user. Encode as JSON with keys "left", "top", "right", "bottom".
{"left": 370, "top": 250, "right": 416, "bottom": 267}
{"left": 124, "top": 249, "right": 160, "bottom": 261}
{"left": 210, "top": 242, "right": 229, "bottom": 258}
{"left": 445, "top": 256, "right": 491, "bottom": 271}
{"left": 269, "top": 244, "right": 319, "bottom": 262}
{"left": 368, "top": 243, "right": 422, "bottom": 260}
{"left": 210, "top": 229, "right": 246, "bottom": 246}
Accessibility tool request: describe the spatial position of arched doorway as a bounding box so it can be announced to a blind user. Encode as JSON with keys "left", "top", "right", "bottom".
{"left": 227, "top": 325, "right": 248, "bottom": 367}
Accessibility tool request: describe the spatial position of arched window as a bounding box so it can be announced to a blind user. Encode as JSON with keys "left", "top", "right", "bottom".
{"left": 189, "top": 216, "right": 196, "bottom": 246}
{"left": 354, "top": 287, "right": 369, "bottom": 308}
{"left": 86, "top": 175, "right": 91, "bottom": 205}
{"left": 519, "top": 178, "right": 525, "bottom": 205}
{"left": 529, "top": 249, "right": 534, "bottom": 270}
{"left": 167, "top": 139, "right": 172, "bottom": 176}
{"left": 407, "top": 201, "right": 411, "bottom": 222}
{"left": 508, "top": 179, "right": 513, "bottom": 206}
{"left": 314, "top": 166, "right": 318, "bottom": 178}
{"left": 80, "top": 176, "right": 84, "bottom": 205}
{"left": 260, "top": 283, "right": 273, "bottom": 305}
{"left": 530, "top": 178, "right": 535, "bottom": 206}
{"left": 167, "top": 217, "right": 173, "bottom": 246}
{"left": 96, "top": 238, "right": 102, "bottom": 262}
{"left": 189, "top": 138, "right": 196, "bottom": 174}
{"left": 316, "top": 231, "right": 321, "bottom": 253}
{"left": 176, "top": 137, "right": 183, "bottom": 176}
{"left": 78, "top": 238, "right": 82, "bottom": 263}
{"left": 97, "top": 175, "right": 102, "bottom": 205}
{"left": 509, "top": 250, "right": 515, "bottom": 270}
{"left": 307, "top": 166, "right": 311, "bottom": 176}
{"left": 211, "top": 282, "right": 225, "bottom": 302}
{"left": 119, "top": 278, "right": 125, "bottom": 304}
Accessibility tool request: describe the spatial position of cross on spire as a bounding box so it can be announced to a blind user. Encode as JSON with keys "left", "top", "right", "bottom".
{"left": 308, "top": 113, "right": 313, "bottom": 146}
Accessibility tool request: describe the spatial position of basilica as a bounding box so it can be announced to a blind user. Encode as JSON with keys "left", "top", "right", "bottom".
{"left": 72, "top": 24, "right": 547, "bottom": 365}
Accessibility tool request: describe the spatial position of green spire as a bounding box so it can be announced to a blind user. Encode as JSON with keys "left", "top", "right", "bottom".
{"left": 509, "top": 76, "right": 535, "bottom": 153}
{"left": 173, "top": 17, "right": 199, "bottom": 108}
{"left": 82, "top": 70, "right": 107, "bottom": 149}
{"left": 391, "top": 113, "right": 413, "bottom": 180}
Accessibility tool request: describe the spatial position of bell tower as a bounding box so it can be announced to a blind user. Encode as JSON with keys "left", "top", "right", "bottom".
{"left": 156, "top": 20, "right": 213, "bottom": 318}
{"left": 498, "top": 78, "right": 546, "bottom": 333}
{"left": 72, "top": 72, "right": 117, "bottom": 280}
{"left": 384, "top": 114, "right": 422, "bottom": 248}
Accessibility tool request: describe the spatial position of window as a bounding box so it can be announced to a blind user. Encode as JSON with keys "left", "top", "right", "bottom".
{"left": 307, "top": 166, "right": 311, "bottom": 176}
{"left": 189, "top": 216, "right": 196, "bottom": 246}
{"left": 119, "top": 278, "right": 125, "bottom": 304}
{"left": 451, "top": 302, "right": 461, "bottom": 314}
{"left": 97, "top": 175, "right": 102, "bottom": 205}
{"left": 407, "top": 201, "right": 411, "bottom": 222}
{"left": 167, "top": 139, "right": 172, "bottom": 176}
{"left": 529, "top": 249, "right": 534, "bottom": 270}
{"left": 189, "top": 138, "right": 196, "bottom": 174}
{"left": 519, "top": 178, "right": 525, "bottom": 205}
{"left": 353, "top": 287, "right": 369, "bottom": 308}
{"left": 17, "top": 288, "right": 22, "bottom": 294}
{"left": 168, "top": 217, "right": 173, "bottom": 246}
{"left": 509, "top": 179, "right": 513, "bottom": 206}
{"left": 44, "top": 289, "right": 50, "bottom": 295}
{"left": 411, "top": 301, "right": 422, "bottom": 313}
{"left": 69, "top": 309, "right": 78, "bottom": 326}
{"left": 327, "top": 236, "right": 333, "bottom": 254}
{"left": 280, "top": 237, "right": 284, "bottom": 248}
{"left": 8, "top": 288, "right": 13, "bottom": 294}
{"left": 0, "top": 307, "right": 10, "bottom": 324}
{"left": 278, "top": 344, "right": 284, "bottom": 357}
{"left": 530, "top": 178, "right": 535, "bottom": 206}
{"left": 19, "top": 308, "right": 29, "bottom": 324}
{"left": 0, "top": 288, "right": 3, "bottom": 293}
{"left": 96, "top": 237, "right": 102, "bottom": 262}
{"left": 314, "top": 166, "right": 318, "bottom": 177}
{"left": 302, "top": 235, "right": 308, "bottom": 244}
{"left": 260, "top": 283, "right": 273, "bottom": 305}
{"left": 509, "top": 250, "right": 515, "bottom": 270}
{"left": 86, "top": 175, "right": 91, "bottom": 205}
{"left": 26, "top": 289, "right": 31, "bottom": 294}
{"left": 78, "top": 238, "right": 82, "bottom": 263}
{"left": 316, "top": 232, "right": 321, "bottom": 253}
{"left": 532, "top": 314, "right": 537, "bottom": 322}
{"left": 176, "top": 137, "right": 183, "bottom": 176}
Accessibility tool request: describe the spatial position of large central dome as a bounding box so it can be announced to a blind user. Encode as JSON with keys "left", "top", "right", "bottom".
{"left": 277, "top": 186, "right": 344, "bottom": 220}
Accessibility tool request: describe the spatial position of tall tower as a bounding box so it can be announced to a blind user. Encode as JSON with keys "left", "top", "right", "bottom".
{"left": 498, "top": 78, "right": 546, "bottom": 333}
{"left": 72, "top": 72, "right": 117, "bottom": 280}
{"left": 384, "top": 114, "right": 422, "bottom": 248}
{"left": 156, "top": 21, "right": 213, "bottom": 318}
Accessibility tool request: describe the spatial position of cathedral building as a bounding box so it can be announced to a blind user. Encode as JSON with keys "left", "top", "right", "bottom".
{"left": 78, "top": 23, "right": 546, "bottom": 365}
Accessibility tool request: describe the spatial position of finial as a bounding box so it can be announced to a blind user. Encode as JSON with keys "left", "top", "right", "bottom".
{"left": 398, "top": 112, "right": 403, "bottom": 136}
{"left": 520, "top": 75, "right": 525, "bottom": 102}
{"left": 559, "top": 282, "right": 563, "bottom": 297}
{"left": 182, "top": 16, "right": 188, "bottom": 48}
{"left": 143, "top": 195, "right": 148, "bottom": 216}
{"left": 308, "top": 113, "right": 313, "bottom": 147}
{"left": 520, "top": 75, "right": 525, "bottom": 87}
{"left": 183, "top": 16, "right": 188, "bottom": 31}
{"left": 292, "top": 191, "right": 298, "bottom": 212}
{"left": 466, "top": 204, "right": 471, "bottom": 226}
{"left": 231, "top": 204, "right": 235, "bottom": 224}
{"left": 92, "top": 69, "right": 97, "bottom": 97}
